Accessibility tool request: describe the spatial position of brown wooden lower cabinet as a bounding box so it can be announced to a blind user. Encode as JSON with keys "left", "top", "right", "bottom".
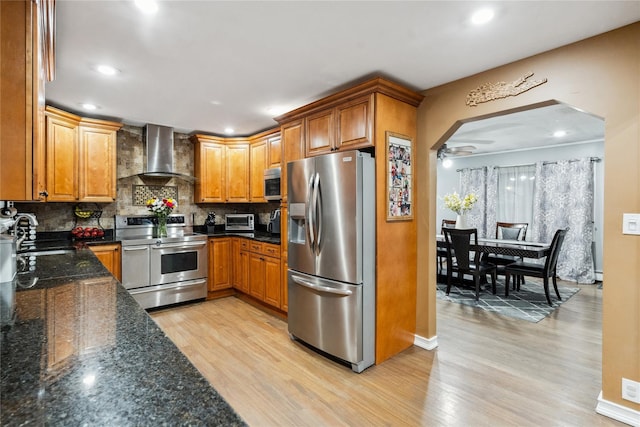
{"left": 229, "top": 237, "right": 281, "bottom": 309}
{"left": 249, "top": 252, "right": 266, "bottom": 300}
{"left": 280, "top": 253, "right": 288, "bottom": 312}
{"left": 209, "top": 237, "right": 232, "bottom": 291}
{"left": 88, "top": 243, "right": 121, "bottom": 281}
{"left": 263, "top": 255, "right": 281, "bottom": 307}
{"left": 231, "top": 238, "right": 249, "bottom": 293}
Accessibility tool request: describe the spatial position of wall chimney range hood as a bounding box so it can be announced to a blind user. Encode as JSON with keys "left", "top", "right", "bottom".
{"left": 132, "top": 124, "right": 196, "bottom": 182}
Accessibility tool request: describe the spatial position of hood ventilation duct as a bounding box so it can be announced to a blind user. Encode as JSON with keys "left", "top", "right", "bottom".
{"left": 133, "top": 124, "right": 196, "bottom": 182}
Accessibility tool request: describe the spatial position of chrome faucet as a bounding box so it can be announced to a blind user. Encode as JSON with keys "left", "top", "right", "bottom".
{"left": 12, "top": 213, "right": 38, "bottom": 252}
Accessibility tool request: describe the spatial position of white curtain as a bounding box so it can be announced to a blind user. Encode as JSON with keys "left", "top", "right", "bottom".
{"left": 530, "top": 159, "right": 595, "bottom": 283}
{"left": 495, "top": 164, "right": 536, "bottom": 239}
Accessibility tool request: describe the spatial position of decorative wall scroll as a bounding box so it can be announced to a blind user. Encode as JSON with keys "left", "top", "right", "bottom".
{"left": 466, "top": 71, "right": 548, "bottom": 106}
{"left": 133, "top": 185, "right": 178, "bottom": 205}
{"left": 386, "top": 132, "right": 413, "bottom": 221}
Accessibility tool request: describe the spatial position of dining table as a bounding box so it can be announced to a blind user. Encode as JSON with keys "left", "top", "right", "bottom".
{"left": 436, "top": 235, "right": 551, "bottom": 259}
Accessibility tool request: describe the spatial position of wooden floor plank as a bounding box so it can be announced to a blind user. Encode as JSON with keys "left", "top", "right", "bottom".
{"left": 151, "top": 282, "right": 624, "bottom": 426}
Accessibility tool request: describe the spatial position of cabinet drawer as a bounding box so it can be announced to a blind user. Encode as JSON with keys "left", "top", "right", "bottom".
{"left": 239, "top": 239, "right": 250, "bottom": 251}
{"left": 248, "top": 241, "right": 263, "bottom": 253}
{"left": 262, "top": 243, "right": 280, "bottom": 258}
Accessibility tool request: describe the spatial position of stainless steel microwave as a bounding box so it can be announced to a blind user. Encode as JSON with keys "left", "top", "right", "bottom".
{"left": 264, "top": 167, "right": 281, "bottom": 201}
{"left": 225, "top": 214, "right": 255, "bottom": 232}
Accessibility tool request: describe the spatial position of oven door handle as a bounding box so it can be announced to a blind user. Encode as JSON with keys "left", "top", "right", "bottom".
{"left": 128, "top": 278, "right": 207, "bottom": 295}
{"left": 291, "top": 276, "right": 353, "bottom": 296}
{"left": 122, "top": 246, "right": 150, "bottom": 251}
{"left": 152, "top": 241, "right": 207, "bottom": 249}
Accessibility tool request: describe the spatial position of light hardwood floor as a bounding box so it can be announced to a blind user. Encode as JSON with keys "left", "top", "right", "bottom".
{"left": 151, "top": 283, "right": 624, "bottom": 426}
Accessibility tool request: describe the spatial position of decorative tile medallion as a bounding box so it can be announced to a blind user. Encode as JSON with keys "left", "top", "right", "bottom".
{"left": 133, "top": 185, "right": 178, "bottom": 206}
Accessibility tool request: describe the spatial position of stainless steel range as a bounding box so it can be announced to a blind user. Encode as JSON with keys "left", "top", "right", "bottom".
{"left": 115, "top": 214, "right": 207, "bottom": 309}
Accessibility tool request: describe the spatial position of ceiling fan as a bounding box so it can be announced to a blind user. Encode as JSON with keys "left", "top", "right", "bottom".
{"left": 438, "top": 143, "right": 476, "bottom": 157}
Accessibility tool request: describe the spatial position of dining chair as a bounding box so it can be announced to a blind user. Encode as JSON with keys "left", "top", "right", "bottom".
{"left": 442, "top": 228, "right": 497, "bottom": 301}
{"left": 504, "top": 228, "right": 569, "bottom": 305}
{"left": 485, "top": 222, "right": 529, "bottom": 285}
{"left": 437, "top": 219, "right": 457, "bottom": 274}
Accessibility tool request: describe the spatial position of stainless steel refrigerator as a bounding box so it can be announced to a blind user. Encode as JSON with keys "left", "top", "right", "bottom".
{"left": 287, "top": 150, "right": 375, "bottom": 373}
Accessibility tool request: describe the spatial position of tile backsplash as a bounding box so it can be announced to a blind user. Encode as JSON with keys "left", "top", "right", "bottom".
{"left": 14, "top": 125, "right": 279, "bottom": 232}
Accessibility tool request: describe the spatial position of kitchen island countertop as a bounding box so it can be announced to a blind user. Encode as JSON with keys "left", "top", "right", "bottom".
{"left": 0, "top": 248, "right": 245, "bottom": 426}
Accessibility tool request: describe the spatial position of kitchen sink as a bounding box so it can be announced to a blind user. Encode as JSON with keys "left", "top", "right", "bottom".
{"left": 19, "top": 249, "right": 75, "bottom": 257}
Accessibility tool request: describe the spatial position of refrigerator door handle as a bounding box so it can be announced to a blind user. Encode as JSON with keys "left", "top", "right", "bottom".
{"left": 306, "top": 174, "right": 316, "bottom": 251}
{"left": 313, "top": 172, "right": 322, "bottom": 255}
{"left": 291, "top": 275, "right": 353, "bottom": 296}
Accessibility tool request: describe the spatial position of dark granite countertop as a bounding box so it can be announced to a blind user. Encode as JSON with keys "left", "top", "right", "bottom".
{"left": 19, "top": 230, "right": 121, "bottom": 254}
{"left": 194, "top": 226, "right": 281, "bottom": 245}
{"left": 0, "top": 248, "right": 245, "bottom": 426}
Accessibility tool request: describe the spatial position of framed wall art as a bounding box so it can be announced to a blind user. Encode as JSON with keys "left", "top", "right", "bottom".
{"left": 385, "top": 131, "right": 413, "bottom": 221}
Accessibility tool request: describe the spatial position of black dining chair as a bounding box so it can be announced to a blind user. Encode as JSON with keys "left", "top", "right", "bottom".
{"left": 485, "top": 222, "right": 529, "bottom": 285}
{"left": 437, "top": 219, "right": 457, "bottom": 274}
{"left": 504, "top": 228, "right": 569, "bottom": 305}
{"left": 443, "top": 228, "right": 497, "bottom": 301}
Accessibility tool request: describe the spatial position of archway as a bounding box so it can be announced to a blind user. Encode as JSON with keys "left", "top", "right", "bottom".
{"left": 414, "top": 23, "right": 640, "bottom": 421}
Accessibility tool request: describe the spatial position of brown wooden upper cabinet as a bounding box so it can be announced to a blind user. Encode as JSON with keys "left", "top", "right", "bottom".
{"left": 193, "top": 136, "right": 226, "bottom": 203}
{"left": 267, "top": 134, "right": 282, "bottom": 168}
{"left": 44, "top": 106, "right": 122, "bottom": 202}
{"left": 225, "top": 142, "right": 250, "bottom": 203}
{"left": 249, "top": 139, "right": 268, "bottom": 202}
{"left": 0, "top": 0, "right": 54, "bottom": 201}
{"left": 280, "top": 120, "right": 304, "bottom": 202}
{"left": 192, "top": 129, "right": 279, "bottom": 204}
{"left": 305, "top": 95, "right": 373, "bottom": 157}
{"left": 192, "top": 135, "right": 249, "bottom": 203}
{"left": 248, "top": 129, "right": 280, "bottom": 202}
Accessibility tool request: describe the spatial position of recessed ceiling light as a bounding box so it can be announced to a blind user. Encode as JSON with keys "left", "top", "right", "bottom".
{"left": 442, "top": 158, "right": 453, "bottom": 169}
{"left": 471, "top": 8, "right": 494, "bottom": 25}
{"left": 96, "top": 64, "right": 118, "bottom": 76}
{"left": 553, "top": 130, "right": 567, "bottom": 138}
{"left": 224, "top": 127, "right": 235, "bottom": 135}
{"left": 135, "top": 0, "right": 158, "bottom": 14}
{"left": 82, "top": 103, "right": 97, "bottom": 111}
{"left": 210, "top": 101, "right": 222, "bottom": 106}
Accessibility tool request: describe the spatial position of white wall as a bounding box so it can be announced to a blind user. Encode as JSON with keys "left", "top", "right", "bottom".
{"left": 436, "top": 140, "right": 605, "bottom": 275}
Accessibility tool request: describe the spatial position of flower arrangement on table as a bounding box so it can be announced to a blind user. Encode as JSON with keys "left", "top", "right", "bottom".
{"left": 443, "top": 192, "right": 477, "bottom": 215}
{"left": 146, "top": 197, "right": 177, "bottom": 237}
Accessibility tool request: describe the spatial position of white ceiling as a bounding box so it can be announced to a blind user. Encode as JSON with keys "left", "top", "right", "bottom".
{"left": 444, "top": 103, "right": 605, "bottom": 156}
{"left": 46, "top": 1, "right": 639, "bottom": 140}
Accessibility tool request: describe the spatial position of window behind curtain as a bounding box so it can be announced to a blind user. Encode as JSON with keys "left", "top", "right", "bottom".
{"left": 496, "top": 165, "right": 536, "bottom": 238}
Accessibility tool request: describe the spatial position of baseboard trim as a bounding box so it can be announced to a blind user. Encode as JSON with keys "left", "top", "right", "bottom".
{"left": 414, "top": 334, "right": 438, "bottom": 350}
{"left": 596, "top": 391, "right": 640, "bottom": 426}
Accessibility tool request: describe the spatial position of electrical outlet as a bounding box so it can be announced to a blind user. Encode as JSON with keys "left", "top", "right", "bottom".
{"left": 622, "top": 378, "right": 640, "bottom": 403}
